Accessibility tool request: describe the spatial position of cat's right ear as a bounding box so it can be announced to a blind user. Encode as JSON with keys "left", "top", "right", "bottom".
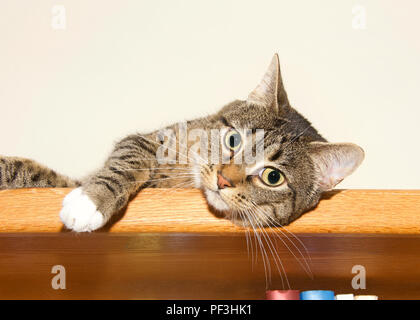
{"left": 247, "top": 53, "right": 290, "bottom": 113}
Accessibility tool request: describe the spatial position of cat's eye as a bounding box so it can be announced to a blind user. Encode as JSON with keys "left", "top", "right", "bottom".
{"left": 224, "top": 129, "right": 242, "bottom": 151}
{"left": 259, "top": 167, "right": 285, "bottom": 187}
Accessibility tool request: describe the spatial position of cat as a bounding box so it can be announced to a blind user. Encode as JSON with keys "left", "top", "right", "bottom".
{"left": 0, "top": 54, "right": 364, "bottom": 232}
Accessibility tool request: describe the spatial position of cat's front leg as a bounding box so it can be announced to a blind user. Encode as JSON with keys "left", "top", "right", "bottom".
{"left": 59, "top": 134, "right": 158, "bottom": 232}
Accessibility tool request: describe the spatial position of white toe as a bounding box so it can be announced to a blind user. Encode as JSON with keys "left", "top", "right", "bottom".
{"left": 60, "top": 187, "right": 106, "bottom": 232}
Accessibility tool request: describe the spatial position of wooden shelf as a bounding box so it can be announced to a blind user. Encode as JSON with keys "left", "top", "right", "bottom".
{"left": 0, "top": 188, "right": 419, "bottom": 234}
{"left": 1, "top": 188, "right": 420, "bottom": 299}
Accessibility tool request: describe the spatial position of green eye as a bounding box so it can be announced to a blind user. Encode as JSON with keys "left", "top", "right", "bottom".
{"left": 224, "top": 129, "right": 242, "bottom": 151}
{"left": 259, "top": 167, "right": 285, "bottom": 187}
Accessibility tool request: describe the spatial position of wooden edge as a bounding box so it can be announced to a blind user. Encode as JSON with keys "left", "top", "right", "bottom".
{"left": 0, "top": 188, "right": 419, "bottom": 234}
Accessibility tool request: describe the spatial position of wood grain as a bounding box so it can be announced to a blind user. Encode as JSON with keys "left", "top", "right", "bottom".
{"left": 0, "top": 188, "right": 419, "bottom": 234}
{"left": 1, "top": 233, "right": 420, "bottom": 299}
{"left": 1, "top": 188, "right": 420, "bottom": 299}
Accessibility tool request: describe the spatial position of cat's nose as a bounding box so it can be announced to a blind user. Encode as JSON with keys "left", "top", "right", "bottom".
{"left": 217, "top": 172, "right": 233, "bottom": 189}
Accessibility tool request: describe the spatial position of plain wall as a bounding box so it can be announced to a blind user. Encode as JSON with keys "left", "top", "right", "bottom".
{"left": 1, "top": 0, "right": 419, "bottom": 189}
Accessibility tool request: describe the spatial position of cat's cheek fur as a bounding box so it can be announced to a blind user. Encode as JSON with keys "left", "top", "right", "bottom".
{"left": 205, "top": 189, "right": 230, "bottom": 211}
{"left": 60, "top": 187, "right": 106, "bottom": 232}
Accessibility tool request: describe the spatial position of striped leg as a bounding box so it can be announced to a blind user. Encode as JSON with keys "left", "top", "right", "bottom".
{"left": 60, "top": 133, "right": 158, "bottom": 232}
{"left": 0, "top": 156, "right": 78, "bottom": 189}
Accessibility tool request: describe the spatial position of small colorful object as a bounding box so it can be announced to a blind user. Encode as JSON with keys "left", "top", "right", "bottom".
{"left": 354, "top": 295, "right": 378, "bottom": 300}
{"left": 300, "top": 290, "right": 335, "bottom": 300}
{"left": 335, "top": 293, "right": 355, "bottom": 300}
{"left": 266, "top": 290, "right": 300, "bottom": 300}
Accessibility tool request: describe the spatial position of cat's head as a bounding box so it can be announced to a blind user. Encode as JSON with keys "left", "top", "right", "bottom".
{"left": 195, "top": 54, "right": 364, "bottom": 227}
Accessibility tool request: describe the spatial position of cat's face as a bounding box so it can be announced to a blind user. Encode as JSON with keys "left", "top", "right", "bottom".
{"left": 194, "top": 54, "right": 364, "bottom": 227}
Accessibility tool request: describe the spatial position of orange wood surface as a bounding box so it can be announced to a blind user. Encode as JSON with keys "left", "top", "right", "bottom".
{"left": 1, "top": 232, "right": 420, "bottom": 299}
{"left": 1, "top": 188, "right": 420, "bottom": 299}
{"left": 0, "top": 188, "right": 419, "bottom": 234}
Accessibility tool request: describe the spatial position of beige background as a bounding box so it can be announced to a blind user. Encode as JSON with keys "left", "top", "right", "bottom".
{"left": 1, "top": 0, "right": 419, "bottom": 189}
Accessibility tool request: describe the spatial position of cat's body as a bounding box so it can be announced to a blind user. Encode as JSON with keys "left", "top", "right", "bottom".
{"left": 0, "top": 55, "right": 364, "bottom": 232}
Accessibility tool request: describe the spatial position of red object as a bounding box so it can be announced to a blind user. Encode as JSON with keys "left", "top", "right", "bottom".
{"left": 266, "top": 290, "right": 300, "bottom": 300}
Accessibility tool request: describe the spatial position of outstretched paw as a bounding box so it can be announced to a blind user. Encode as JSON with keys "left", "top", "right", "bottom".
{"left": 60, "top": 187, "right": 106, "bottom": 232}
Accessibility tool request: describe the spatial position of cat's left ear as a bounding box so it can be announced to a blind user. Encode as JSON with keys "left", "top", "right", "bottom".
{"left": 309, "top": 142, "right": 365, "bottom": 191}
{"left": 247, "top": 53, "right": 290, "bottom": 113}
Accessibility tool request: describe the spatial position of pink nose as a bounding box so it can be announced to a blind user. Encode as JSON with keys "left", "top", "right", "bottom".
{"left": 217, "top": 173, "right": 232, "bottom": 189}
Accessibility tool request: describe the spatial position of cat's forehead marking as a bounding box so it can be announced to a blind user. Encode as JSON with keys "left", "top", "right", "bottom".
{"left": 269, "top": 148, "right": 283, "bottom": 162}
{"left": 219, "top": 116, "right": 231, "bottom": 127}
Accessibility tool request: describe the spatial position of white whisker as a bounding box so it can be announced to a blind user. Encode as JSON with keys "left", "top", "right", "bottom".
{"left": 250, "top": 204, "right": 312, "bottom": 279}
{"left": 248, "top": 201, "right": 312, "bottom": 278}
{"left": 245, "top": 208, "right": 288, "bottom": 289}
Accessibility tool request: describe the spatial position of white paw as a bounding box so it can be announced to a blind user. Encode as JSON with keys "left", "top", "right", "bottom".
{"left": 60, "top": 187, "right": 106, "bottom": 232}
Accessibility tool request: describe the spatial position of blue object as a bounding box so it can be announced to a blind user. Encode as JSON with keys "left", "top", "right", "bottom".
{"left": 300, "top": 290, "right": 335, "bottom": 300}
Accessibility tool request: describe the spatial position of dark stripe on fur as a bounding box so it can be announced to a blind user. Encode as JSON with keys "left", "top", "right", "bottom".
{"left": 109, "top": 166, "right": 135, "bottom": 182}
{"left": 220, "top": 116, "right": 231, "bottom": 127}
{"left": 135, "top": 137, "right": 156, "bottom": 155}
{"left": 31, "top": 173, "right": 41, "bottom": 182}
{"left": 97, "top": 175, "right": 123, "bottom": 192}
{"left": 10, "top": 161, "right": 23, "bottom": 182}
{"left": 126, "top": 160, "right": 143, "bottom": 166}
{"left": 269, "top": 149, "right": 283, "bottom": 161}
{"left": 135, "top": 180, "right": 153, "bottom": 194}
{"left": 288, "top": 183, "right": 297, "bottom": 213}
{"left": 94, "top": 181, "right": 116, "bottom": 196}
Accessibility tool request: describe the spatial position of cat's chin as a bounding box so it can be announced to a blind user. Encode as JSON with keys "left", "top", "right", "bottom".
{"left": 204, "top": 189, "right": 231, "bottom": 213}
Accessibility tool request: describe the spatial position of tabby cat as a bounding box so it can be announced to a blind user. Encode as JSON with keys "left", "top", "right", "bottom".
{"left": 0, "top": 54, "right": 364, "bottom": 232}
